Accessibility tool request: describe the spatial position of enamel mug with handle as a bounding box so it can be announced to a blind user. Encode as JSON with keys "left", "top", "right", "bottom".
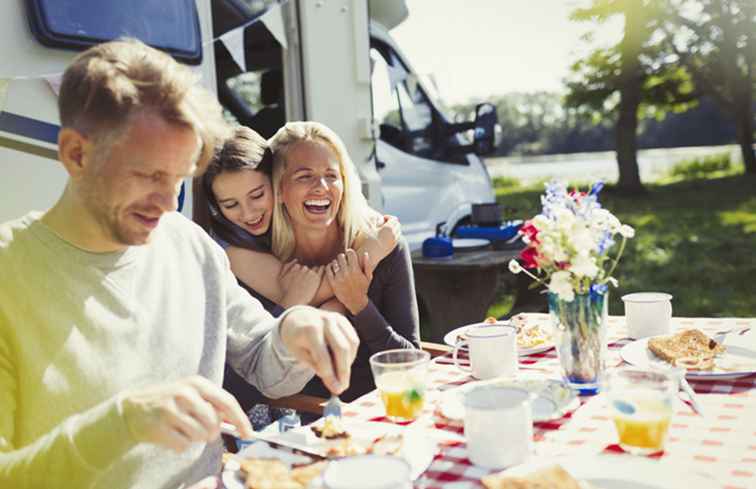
{"left": 453, "top": 322, "right": 518, "bottom": 380}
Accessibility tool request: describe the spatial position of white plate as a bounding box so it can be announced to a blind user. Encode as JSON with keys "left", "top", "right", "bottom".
{"left": 438, "top": 375, "right": 579, "bottom": 422}
{"left": 499, "top": 455, "right": 714, "bottom": 488}
{"left": 222, "top": 420, "right": 441, "bottom": 488}
{"left": 620, "top": 331, "right": 756, "bottom": 380}
{"left": 443, "top": 324, "right": 554, "bottom": 356}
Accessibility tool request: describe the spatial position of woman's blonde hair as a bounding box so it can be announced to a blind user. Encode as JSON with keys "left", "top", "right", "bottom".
{"left": 268, "top": 121, "right": 372, "bottom": 261}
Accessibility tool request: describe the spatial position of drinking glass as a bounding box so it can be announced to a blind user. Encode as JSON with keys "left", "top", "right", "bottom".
{"left": 369, "top": 349, "right": 431, "bottom": 422}
{"left": 606, "top": 368, "right": 676, "bottom": 454}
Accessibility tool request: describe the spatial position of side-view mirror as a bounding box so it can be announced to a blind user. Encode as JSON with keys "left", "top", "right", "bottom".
{"left": 472, "top": 102, "right": 498, "bottom": 155}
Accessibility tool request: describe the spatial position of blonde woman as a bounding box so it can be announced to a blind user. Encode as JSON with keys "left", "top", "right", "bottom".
{"left": 269, "top": 121, "right": 420, "bottom": 401}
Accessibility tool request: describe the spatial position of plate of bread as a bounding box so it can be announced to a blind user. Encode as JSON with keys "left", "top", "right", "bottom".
{"left": 620, "top": 328, "right": 756, "bottom": 380}
{"left": 223, "top": 418, "right": 444, "bottom": 488}
{"left": 444, "top": 316, "right": 554, "bottom": 356}
{"left": 481, "top": 455, "right": 713, "bottom": 488}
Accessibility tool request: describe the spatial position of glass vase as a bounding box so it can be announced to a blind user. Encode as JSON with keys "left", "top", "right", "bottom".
{"left": 548, "top": 290, "right": 608, "bottom": 395}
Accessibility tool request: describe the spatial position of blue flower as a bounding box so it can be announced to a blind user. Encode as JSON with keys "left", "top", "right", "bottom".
{"left": 590, "top": 283, "right": 608, "bottom": 300}
{"left": 589, "top": 181, "right": 604, "bottom": 196}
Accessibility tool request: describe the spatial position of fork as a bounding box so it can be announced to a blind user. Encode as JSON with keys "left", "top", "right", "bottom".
{"left": 323, "top": 394, "right": 342, "bottom": 418}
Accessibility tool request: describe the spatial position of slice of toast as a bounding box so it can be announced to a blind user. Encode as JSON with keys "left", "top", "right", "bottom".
{"left": 647, "top": 329, "right": 725, "bottom": 370}
{"left": 482, "top": 464, "right": 582, "bottom": 489}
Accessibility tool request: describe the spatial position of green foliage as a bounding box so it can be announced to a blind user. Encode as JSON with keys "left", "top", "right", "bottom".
{"left": 667, "top": 152, "right": 736, "bottom": 180}
{"left": 489, "top": 174, "right": 756, "bottom": 317}
{"left": 491, "top": 176, "right": 521, "bottom": 189}
{"left": 565, "top": 0, "right": 697, "bottom": 122}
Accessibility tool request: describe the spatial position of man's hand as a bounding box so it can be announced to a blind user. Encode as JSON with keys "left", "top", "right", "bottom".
{"left": 279, "top": 307, "right": 359, "bottom": 395}
{"left": 121, "top": 376, "right": 253, "bottom": 453}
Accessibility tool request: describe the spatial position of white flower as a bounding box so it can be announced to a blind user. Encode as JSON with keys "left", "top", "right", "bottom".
{"left": 619, "top": 224, "right": 635, "bottom": 238}
{"left": 539, "top": 238, "right": 568, "bottom": 263}
{"left": 554, "top": 208, "right": 576, "bottom": 231}
{"left": 569, "top": 224, "right": 596, "bottom": 252}
{"left": 508, "top": 259, "right": 522, "bottom": 274}
{"left": 569, "top": 253, "right": 600, "bottom": 278}
{"left": 549, "top": 271, "right": 575, "bottom": 302}
{"left": 532, "top": 214, "right": 550, "bottom": 230}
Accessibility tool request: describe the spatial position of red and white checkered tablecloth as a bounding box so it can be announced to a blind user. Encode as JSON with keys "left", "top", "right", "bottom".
{"left": 343, "top": 315, "right": 756, "bottom": 488}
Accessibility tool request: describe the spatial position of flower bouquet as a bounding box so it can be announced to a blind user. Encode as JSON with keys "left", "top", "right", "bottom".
{"left": 508, "top": 181, "right": 634, "bottom": 393}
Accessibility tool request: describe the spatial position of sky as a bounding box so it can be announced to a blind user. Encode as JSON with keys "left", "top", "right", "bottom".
{"left": 391, "top": 0, "right": 622, "bottom": 104}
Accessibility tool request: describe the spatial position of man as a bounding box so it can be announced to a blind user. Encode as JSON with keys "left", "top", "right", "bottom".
{"left": 0, "top": 39, "right": 358, "bottom": 488}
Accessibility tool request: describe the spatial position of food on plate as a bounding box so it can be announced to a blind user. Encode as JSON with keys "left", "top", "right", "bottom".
{"left": 324, "top": 432, "right": 405, "bottom": 458}
{"left": 324, "top": 437, "right": 365, "bottom": 458}
{"left": 517, "top": 325, "right": 550, "bottom": 350}
{"left": 310, "top": 416, "right": 349, "bottom": 440}
{"left": 290, "top": 461, "right": 328, "bottom": 486}
{"left": 234, "top": 458, "right": 327, "bottom": 489}
{"left": 481, "top": 464, "right": 582, "bottom": 489}
{"left": 647, "top": 329, "right": 725, "bottom": 370}
{"left": 366, "top": 433, "right": 404, "bottom": 456}
{"left": 459, "top": 316, "right": 552, "bottom": 350}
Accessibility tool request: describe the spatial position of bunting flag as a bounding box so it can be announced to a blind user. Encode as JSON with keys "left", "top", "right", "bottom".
{"left": 220, "top": 28, "right": 246, "bottom": 73}
{"left": 44, "top": 74, "right": 62, "bottom": 96}
{"left": 261, "top": 3, "right": 288, "bottom": 49}
{"left": 0, "top": 79, "right": 8, "bottom": 112}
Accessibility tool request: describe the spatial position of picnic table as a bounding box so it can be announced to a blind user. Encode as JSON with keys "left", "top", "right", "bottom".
{"left": 342, "top": 314, "right": 756, "bottom": 488}
{"left": 411, "top": 249, "right": 521, "bottom": 342}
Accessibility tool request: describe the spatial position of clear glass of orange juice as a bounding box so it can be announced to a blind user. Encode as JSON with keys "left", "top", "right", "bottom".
{"left": 607, "top": 368, "right": 676, "bottom": 455}
{"left": 369, "top": 349, "right": 431, "bottom": 422}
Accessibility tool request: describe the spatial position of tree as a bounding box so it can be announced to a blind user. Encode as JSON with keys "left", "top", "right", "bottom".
{"left": 662, "top": 0, "right": 756, "bottom": 175}
{"left": 565, "top": 0, "right": 697, "bottom": 193}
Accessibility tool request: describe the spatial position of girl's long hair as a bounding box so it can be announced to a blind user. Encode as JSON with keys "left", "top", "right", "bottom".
{"left": 202, "top": 125, "right": 273, "bottom": 251}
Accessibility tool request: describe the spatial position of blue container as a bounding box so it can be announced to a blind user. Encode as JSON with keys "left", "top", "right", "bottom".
{"left": 454, "top": 221, "right": 522, "bottom": 242}
{"left": 422, "top": 235, "right": 454, "bottom": 258}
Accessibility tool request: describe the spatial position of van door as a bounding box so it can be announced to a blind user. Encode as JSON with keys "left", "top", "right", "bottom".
{"left": 369, "top": 41, "right": 494, "bottom": 250}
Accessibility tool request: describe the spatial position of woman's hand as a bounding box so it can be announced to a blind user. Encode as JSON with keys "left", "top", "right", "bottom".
{"left": 326, "top": 249, "right": 372, "bottom": 315}
{"left": 377, "top": 215, "right": 401, "bottom": 253}
{"left": 279, "top": 260, "right": 325, "bottom": 308}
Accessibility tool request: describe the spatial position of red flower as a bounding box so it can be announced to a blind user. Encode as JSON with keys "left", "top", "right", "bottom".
{"left": 520, "top": 221, "right": 539, "bottom": 244}
{"left": 520, "top": 246, "right": 539, "bottom": 269}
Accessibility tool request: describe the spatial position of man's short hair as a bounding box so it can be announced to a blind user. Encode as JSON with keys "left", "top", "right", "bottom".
{"left": 58, "top": 38, "right": 229, "bottom": 172}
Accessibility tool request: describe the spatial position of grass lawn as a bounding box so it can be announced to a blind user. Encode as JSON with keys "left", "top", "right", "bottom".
{"left": 488, "top": 172, "right": 756, "bottom": 318}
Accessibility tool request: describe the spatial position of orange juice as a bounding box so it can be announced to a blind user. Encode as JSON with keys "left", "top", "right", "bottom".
{"left": 611, "top": 392, "right": 672, "bottom": 454}
{"left": 376, "top": 371, "right": 425, "bottom": 421}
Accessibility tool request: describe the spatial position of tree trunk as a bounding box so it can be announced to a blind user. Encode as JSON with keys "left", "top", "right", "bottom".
{"left": 734, "top": 105, "right": 756, "bottom": 175}
{"left": 616, "top": 87, "right": 644, "bottom": 192}
{"left": 615, "top": 3, "right": 645, "bottom": 194}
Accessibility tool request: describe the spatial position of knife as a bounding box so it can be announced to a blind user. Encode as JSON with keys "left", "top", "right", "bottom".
{"left": 220, "top": 421, "right": 327, "bottom": 458}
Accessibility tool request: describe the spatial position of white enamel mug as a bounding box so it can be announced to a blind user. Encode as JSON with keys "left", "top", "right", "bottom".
{"left": 622, "top": 292, "right": 673, "bottom": 339}
{"left": 463, "top": 386, "right": 534, "bottom": 469}
{"left": 453, "top": 323, "right": 518, "bottom": 380}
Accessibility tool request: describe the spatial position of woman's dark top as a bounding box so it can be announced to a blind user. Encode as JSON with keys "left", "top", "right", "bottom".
{"left": 225, "top": 237, "right": 420, "bottom": 406}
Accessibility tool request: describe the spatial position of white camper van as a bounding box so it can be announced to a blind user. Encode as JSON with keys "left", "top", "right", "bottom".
{"left": 0, "top": 0, "right": 497, "bottom": 250}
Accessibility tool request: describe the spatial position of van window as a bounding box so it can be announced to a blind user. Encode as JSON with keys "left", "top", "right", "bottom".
{"left": 370, "top": 45, "right": 434, "bottom": 157}
{"left": 25, "top": 0, "right": 202, "bottom": 64}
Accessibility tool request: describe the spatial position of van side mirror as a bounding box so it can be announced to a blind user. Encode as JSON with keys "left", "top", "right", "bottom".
{"left": 472, "top": 103, "right": 498, "bottom": 155}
